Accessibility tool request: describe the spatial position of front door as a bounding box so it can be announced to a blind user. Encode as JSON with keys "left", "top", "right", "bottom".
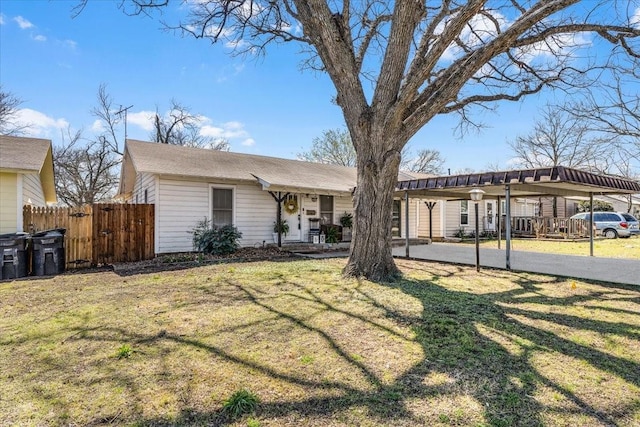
{"left": 485, "top": 200, "right": 495, "bottom": 231}
{"left": 283, "top": 194, "right": 301, "bottom": 241}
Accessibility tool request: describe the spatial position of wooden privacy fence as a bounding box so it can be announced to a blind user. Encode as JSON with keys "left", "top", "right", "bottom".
{"left": 23, "top": 203, "right": 155, "bottom": 269}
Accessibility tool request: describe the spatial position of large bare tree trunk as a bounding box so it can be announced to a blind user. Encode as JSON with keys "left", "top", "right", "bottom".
{"left": 344, "top": 135, "right": 403, "bottom": 281}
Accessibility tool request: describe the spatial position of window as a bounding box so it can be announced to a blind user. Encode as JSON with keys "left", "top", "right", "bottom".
{"left": 320, "top": 195, "right": 333, "bottom": 225}
{"left": 460, "top": 200, "right": 469, "bottom": 225}
{"left": 211, "top": 187, "right": 233, "bottom": 227}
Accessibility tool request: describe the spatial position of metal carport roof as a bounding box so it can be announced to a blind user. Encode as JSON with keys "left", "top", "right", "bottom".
{"left": 394, "top": 166, "right": 640, "bottom": 270}
{"left": 395, "top": 166, "right": 640, "bottom": 199}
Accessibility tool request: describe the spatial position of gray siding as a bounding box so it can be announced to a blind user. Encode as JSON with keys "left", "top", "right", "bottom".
{"left": 131, "top": 172, "right": 156, "bottom": 204}
{"left": 157, "top": 178, "right": 209, "bottom": 253}
{"left": 22, "top": 173, "right": 46, "bottom": 206}
{"left": 416, "top": 200, "right": 443, "bottom": 238}
{"left": 334, "top": 195, "right": 354, "bottom": 225}
{"left": 156, "top": 177, "right": 281, "bottom": 253}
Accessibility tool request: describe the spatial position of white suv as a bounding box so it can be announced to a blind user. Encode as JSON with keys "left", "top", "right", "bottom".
{"left": 570, "top": 212, "right": 640, "bottom": 239}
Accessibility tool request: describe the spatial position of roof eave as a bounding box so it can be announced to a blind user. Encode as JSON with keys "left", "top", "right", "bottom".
{"left": 40, "top": 144, "right": 57, "bottom": 204}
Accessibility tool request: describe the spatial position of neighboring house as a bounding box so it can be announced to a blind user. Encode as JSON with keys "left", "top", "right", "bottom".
{"left": 585, "top": 194, "right": 640, "bottom": 217}
{"left": 414, "top": 196, "right": 537, "bottom": 239}
{"left": 118, "top": 139, "right": 425, "bottom": 254}
{"left": 0, "top": 135, "right": 57, "bottom": 234}
{"left": 561, "top": 194, "right": 640, "bottom": 217}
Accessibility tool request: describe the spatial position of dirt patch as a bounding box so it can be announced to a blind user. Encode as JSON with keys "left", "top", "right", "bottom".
{"left": 111, "top": 247, "right": 297, "bottom": 276}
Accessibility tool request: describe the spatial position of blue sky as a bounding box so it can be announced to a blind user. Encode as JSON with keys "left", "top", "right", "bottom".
{"left": 1, "top": 1, "right": 634, "bottom": 173}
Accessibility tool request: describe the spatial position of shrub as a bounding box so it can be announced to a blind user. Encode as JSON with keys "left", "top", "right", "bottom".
{"left": 578, "top": 200, "right": 614, "bottom": 212}
{"left": 222, "top": 389, "right": 259, "bottom": 419}
{"left": 273, "top": 219, "right": 289, "bottom": 236}
{"left": 325, "top": 226, "right": 340, "bottom": 243}
{"left": 192, "top": 219, "right": 242, "bottom": 255}
{"left": 339, "top": 212, "right": 353, "bottom": 228}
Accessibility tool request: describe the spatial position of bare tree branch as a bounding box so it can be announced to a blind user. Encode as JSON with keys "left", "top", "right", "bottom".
{"left": 0, "top": 86, "right": 27, "bottom": 136}
{"left": 75, "top": 0, "right": 640, "bottom": 280}
{"left": 507, "top": 104, "right": 609, "bottom": 170}
{"left": 297, "top": 127, "right": 356, "bottom": 167}
{"left": 90, "top": 84, "right": 123, "bottom": 155}
{"left": 150, "top": 99, "right": 231, "bottom": 150}
{"left": 53, "top": 128, "right": 120, "bottom": 206}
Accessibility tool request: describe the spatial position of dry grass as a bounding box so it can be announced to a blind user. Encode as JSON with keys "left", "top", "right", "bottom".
{"left": 1, "top": 258, "right": 639, "bottom": 426}
{"left": 469, "top": 236, "right": 640, "bottom": 259}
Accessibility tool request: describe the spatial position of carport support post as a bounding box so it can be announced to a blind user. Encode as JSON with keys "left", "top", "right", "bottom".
{"left": 589, "top": 192, "right": 594, "bottom": 257}
{"left": 405, "top": 190, "right": 410, "bottom": 258}
{"left": 497, "top": 196, "right": 501, "bottom": 250}
{"left": 505, "top": 184, "right": 512, "bottom": 270}
{"left": 475, "top": 201, "right": 480, "bottom": 272}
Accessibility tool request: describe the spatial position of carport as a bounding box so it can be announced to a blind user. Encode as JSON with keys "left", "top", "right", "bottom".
{"left": 396, "top": 166, "right": 640, "bottom": 269}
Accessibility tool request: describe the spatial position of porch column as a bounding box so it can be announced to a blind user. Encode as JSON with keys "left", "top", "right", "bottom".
{"left": 497, "top": 196, "right": 501, "bottom": 250}
{"left": 589, "top": 192, "right": 594, "bottom": 257}
{"left": 505, "top": 184, "right": 512, "bottom": 270}
{"left": 405, "top": 190, "right": 410, "bottom": 257}
{"left": 269, "top": 191, "right": 290, "bottom": 248}
{"left": 425, "top": 201, "right": 437, "bottom": 242}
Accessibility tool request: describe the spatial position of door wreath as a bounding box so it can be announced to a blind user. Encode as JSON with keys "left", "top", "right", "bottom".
{"left": 284, "top": 197, "right": 298, "bottom": 214}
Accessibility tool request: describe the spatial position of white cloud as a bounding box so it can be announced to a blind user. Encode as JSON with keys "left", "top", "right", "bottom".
{"left": 91, "top": 119, "right": 105, "bottom": 133}
{"left": 514, "top": 32, "right": 591, "bottom": 63}
{"left": 241, "top": 138, "right": 255, "bottom": 147}
{"left": 128, "top": 110, "right": 155, "bottom": 132}
{"left": 439, "top": 11, "right": 591, "bottom": 64}
{"left": 632, "top": 7, "right": 640, "bottom": 28}
{"left": 440, "top": 12, "right": 508, "bottom": 61}
{"left": 200, "top": 120, "right": 251, "bottom": 140}
{"left": 32, "top": 34, "right": 46, "bottom": 42}
{"left": 0, "top": 14, "right": 5, "bottom": 25}
{"left": 14, "top": 16, "right": 34, "bottom": 29}
{"left": 199, "top": 125, "right": 225, "bottom": 138}
{"left": 62, "top": 39, "right": 78, "bottom": 50}
{"left": 15, "top": 108, "right": 69, "bottom": 137}
{"left": 225, "top": 38, "right": 249, "bottom": 49}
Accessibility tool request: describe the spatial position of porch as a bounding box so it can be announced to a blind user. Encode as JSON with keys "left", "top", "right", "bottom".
{"left": 501, "top": 216, "right": 590, "bottom": 238}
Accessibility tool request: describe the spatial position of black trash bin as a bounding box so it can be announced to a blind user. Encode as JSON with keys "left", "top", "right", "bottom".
{"left": 0, "top": 233, "right": 29, "bottom": 280}
{"left": 31, "top": 228, "right": 66, "bottom": 276}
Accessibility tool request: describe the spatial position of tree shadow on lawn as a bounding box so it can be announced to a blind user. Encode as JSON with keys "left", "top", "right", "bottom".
{"left": 64, "top": 265, "right": 639, "bottom": 426}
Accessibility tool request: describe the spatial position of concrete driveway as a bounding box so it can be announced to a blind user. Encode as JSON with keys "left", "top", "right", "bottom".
{"left": 393, "top": 242, "right": 639, "bottom": 285}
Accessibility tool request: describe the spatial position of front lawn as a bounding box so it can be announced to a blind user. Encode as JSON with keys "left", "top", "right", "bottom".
{"left": 466, "top": 236, "right": 640, "bottom": 259}
{"left": 1, "top": 259, "right": 639, "bottom": 426}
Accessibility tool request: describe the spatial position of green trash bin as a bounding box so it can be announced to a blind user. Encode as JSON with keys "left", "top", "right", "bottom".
{"left": 0, "top": 233, "right": 29, "bottom": 280}
{"left": 31, "top": 228, "right": 66, "bottom": 276}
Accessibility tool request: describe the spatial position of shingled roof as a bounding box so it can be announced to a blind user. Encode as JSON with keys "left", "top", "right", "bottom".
{"left": 0, "top": 135, "right": 56, "bottom": 203}
{"left": 119, "top": 139, "right": 429, "bottom": 197}
{"left": 0, "top": 135, "right": 52, "bottom": 172}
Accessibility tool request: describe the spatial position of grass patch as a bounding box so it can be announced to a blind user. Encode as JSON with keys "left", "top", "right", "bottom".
{"left": 116, "top": 343, "right": 133, "bottom": 359}
{"left": 1, "top": 259, "right": 639, "bottom": 426}
{"left": 469, "top": 236, "right": 640, "bottom": 259}
{"left": 222, "top": 389, "right": 259, "bottom": 419}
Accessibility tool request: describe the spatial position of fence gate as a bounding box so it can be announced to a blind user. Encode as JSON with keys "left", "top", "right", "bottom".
{"left": 24, "top": 203, "right": 154, "bottom": 269}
